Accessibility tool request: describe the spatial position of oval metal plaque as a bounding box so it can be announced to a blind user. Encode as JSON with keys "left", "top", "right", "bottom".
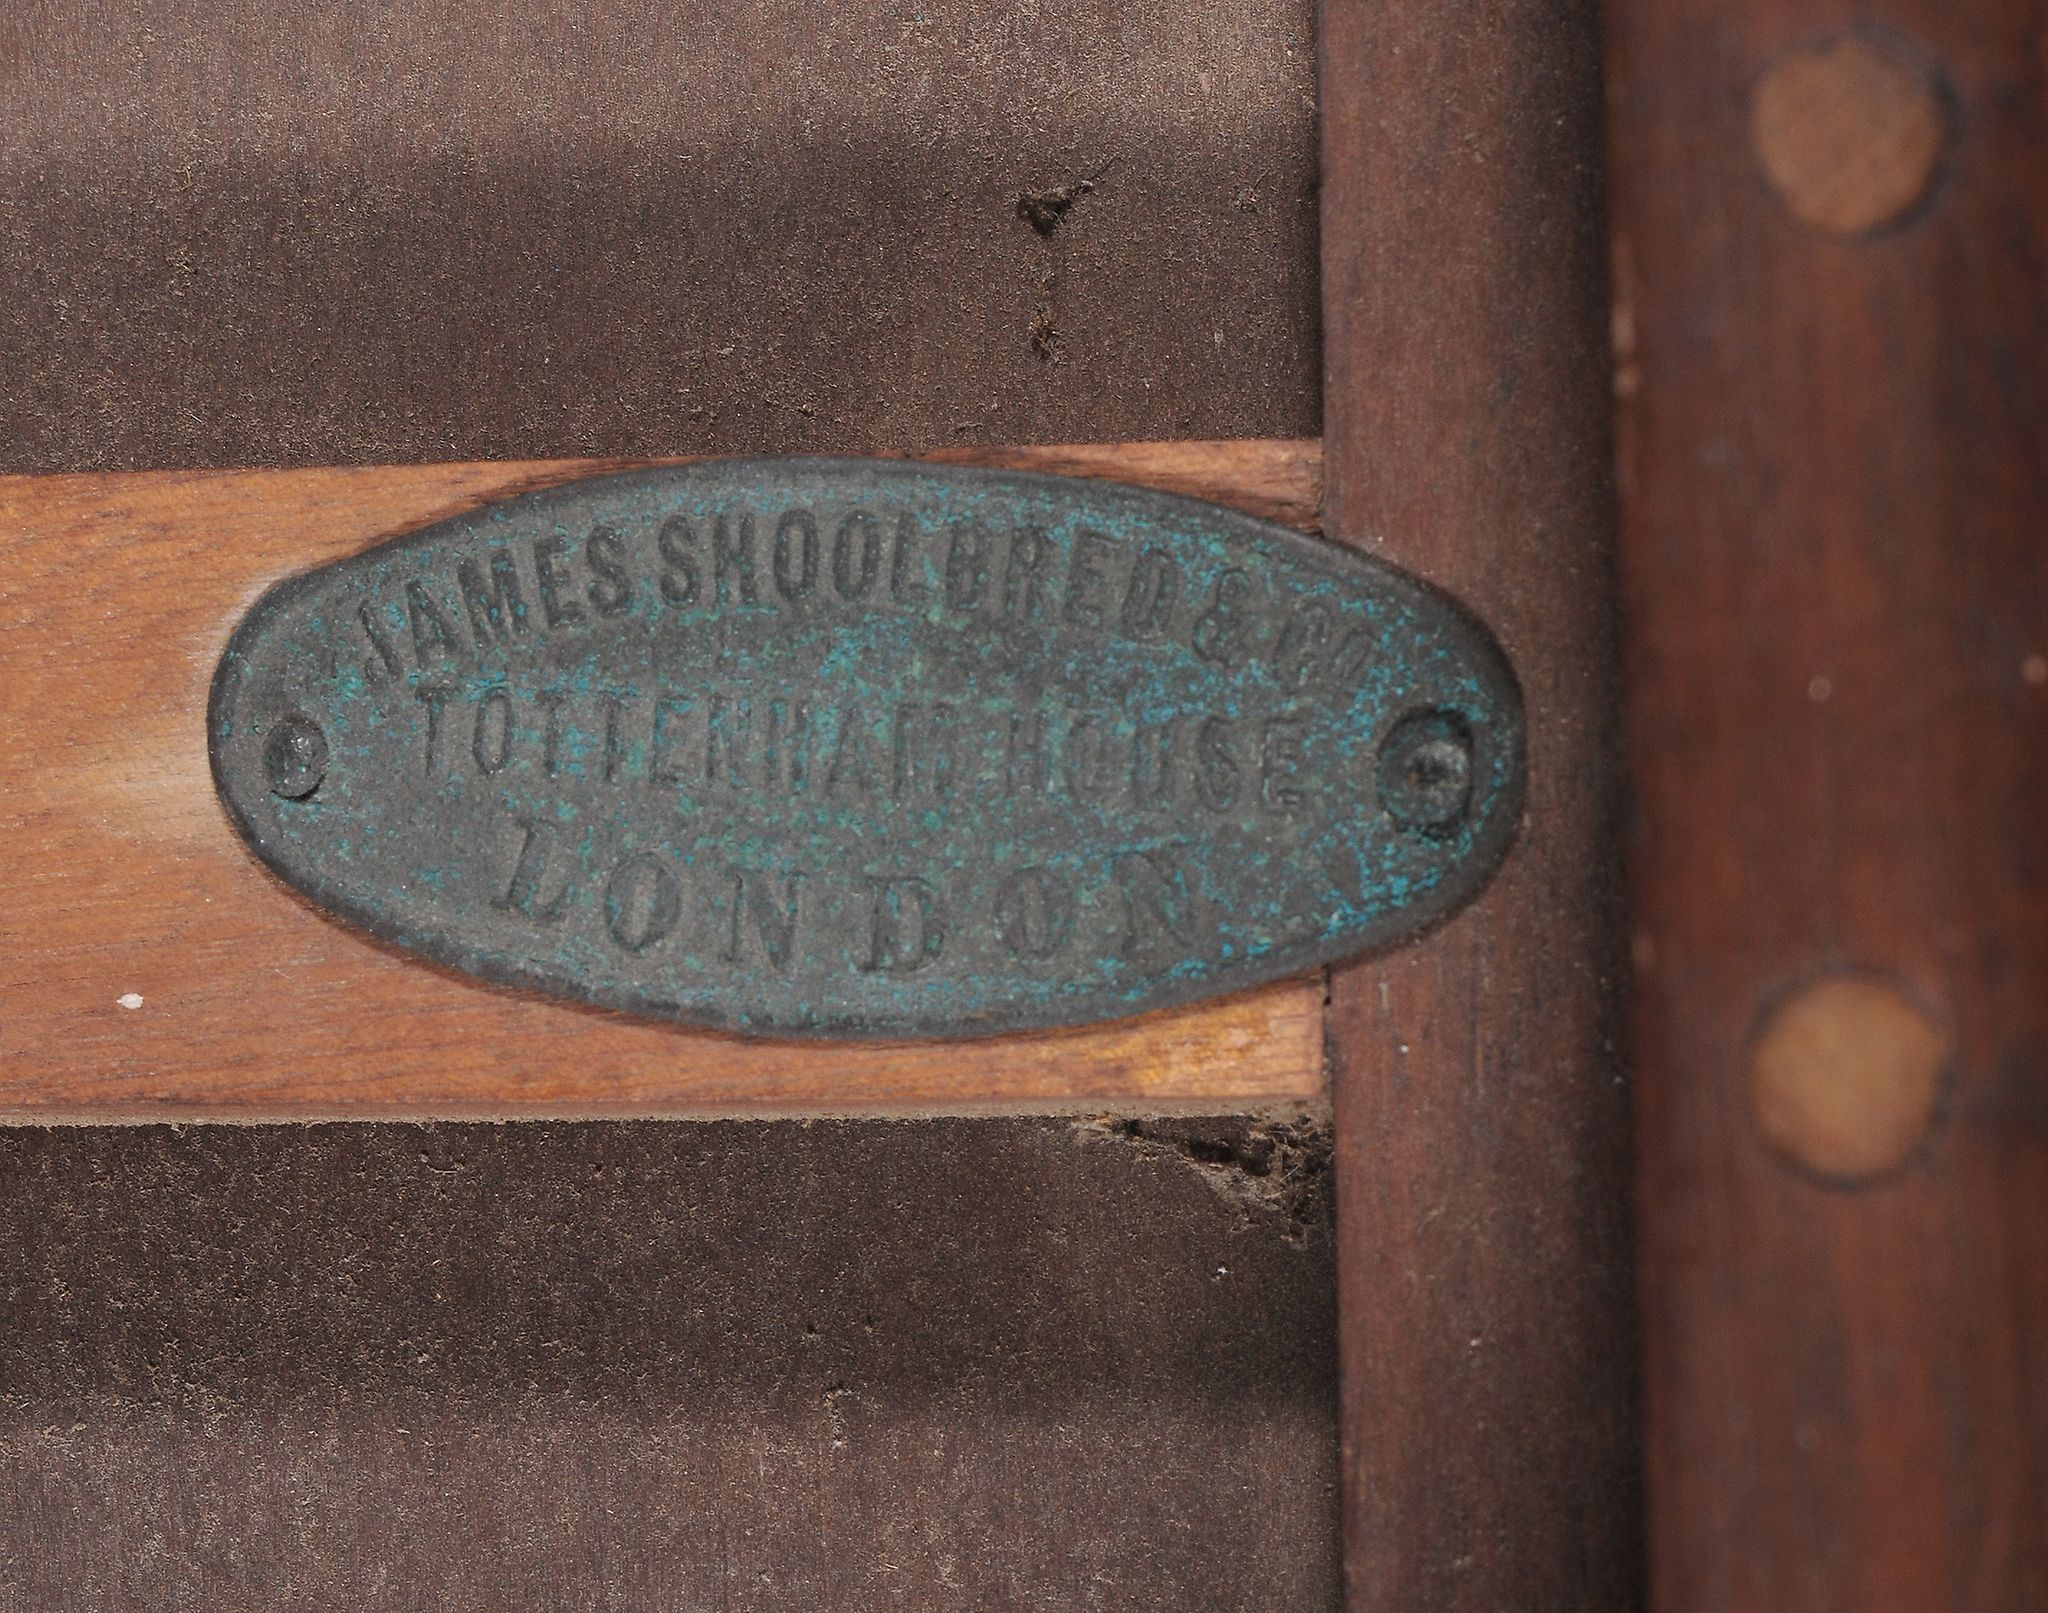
{"left": 210, "top": 459, "right": 1524, "bottom": 1039}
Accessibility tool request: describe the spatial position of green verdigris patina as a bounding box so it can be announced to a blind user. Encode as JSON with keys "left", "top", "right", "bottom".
{"left": 209, "top": 458, "right": 1523, "bottom": 1039}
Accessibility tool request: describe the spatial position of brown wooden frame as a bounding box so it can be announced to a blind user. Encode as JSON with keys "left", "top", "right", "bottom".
{"left": 1318, "top": 0, "right": 1636, "bottom": 1603}
{"left": 4, "top": 0, "right": 2040, "bottom": 1606}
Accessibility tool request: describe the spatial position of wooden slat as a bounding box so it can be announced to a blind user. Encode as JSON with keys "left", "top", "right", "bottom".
{"left": 0, "top": 442, "right": 1325, "bottom": 1121}
{"left": 1612, "top": 9, "right": 2048, "bottom": 1610}
{"left": 1318, "top": 1, "right": 1640, "bottom": 1609}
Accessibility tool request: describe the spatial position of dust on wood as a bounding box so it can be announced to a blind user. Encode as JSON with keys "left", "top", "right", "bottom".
{"left": 1014, "top": 159, "right": 1118, "bottom": 238}
{"left": 1015, "top": 160, "right": 1119, "bottom": 363}
{"left": 1074, "top": 1110, "right": 1334, "bottom": 1244}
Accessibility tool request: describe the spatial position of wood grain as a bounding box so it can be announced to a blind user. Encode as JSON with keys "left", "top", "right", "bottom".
{"left": 1612, "top": 3, "right": 2048, "bottom": 1608}
{"left": 0, "top": 441, "right": 1326, "bottom": 1121}
{"left": 1318, "top": 0, "right": 1639, "bottom": 1608}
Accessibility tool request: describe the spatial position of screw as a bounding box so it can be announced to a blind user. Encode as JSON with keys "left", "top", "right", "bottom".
{"left": 264, "top": 713, "right": 329, "bottom": 800}
{"left": 1379, "top": 709, "right": 1474, "bottom": 835}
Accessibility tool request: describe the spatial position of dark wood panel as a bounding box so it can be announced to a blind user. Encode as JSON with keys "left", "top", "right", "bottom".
{"left": 1317, "top": 0, "right": 1639, "bottom": 1607}
{"left": 1611, "top": 6, "right": 2048, "bottom": 1610}
{"left": 0, "top": 0, "right": 1319, "bottom": 472}
{"left": 0, "top": 1117, "right": 1339, "bottom": 1610}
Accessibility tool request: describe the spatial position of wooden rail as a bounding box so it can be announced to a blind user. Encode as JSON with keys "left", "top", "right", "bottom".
{"left": 1319, "top": 0, "right": 1640, "bottom": 1606}
{"left": 0, "top": 441, "right": 1326, "bottom": 1120}
{"left": 1613, "top": 11, "right": 2048, "bottom": 1610}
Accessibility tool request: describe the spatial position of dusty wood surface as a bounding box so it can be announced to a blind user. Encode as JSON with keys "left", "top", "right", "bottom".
{"left": 0, "top": 441, "right": 1326, "bottom": 1121}
{"left": 1318, "top": 0, "right": 1640, "bottom": 1608}
{"left": 1612, "top": 7, "right": 2048, "bottom": 1610}
{"left": 0, "top": 0, "right": 1319, "bottom": 473}
{"left": 0, "top": 1116, "right": 1340, "bottom": 1610}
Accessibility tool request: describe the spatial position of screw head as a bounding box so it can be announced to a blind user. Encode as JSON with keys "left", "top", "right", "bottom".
{"left": 264, "top": 713, "right": 329, "bottom": 800}
{"left": 1379, "top": 709, "right": 1474, "bottom": 835}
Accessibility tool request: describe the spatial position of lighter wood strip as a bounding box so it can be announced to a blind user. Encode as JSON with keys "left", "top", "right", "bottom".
{"left": 0, "top": 442, "right": 1326, "bottom": 1121}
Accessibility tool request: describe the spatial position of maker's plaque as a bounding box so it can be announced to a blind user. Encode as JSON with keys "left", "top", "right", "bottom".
{"left": 210, "top": 459, "right": 1524, "bottom": 1038}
